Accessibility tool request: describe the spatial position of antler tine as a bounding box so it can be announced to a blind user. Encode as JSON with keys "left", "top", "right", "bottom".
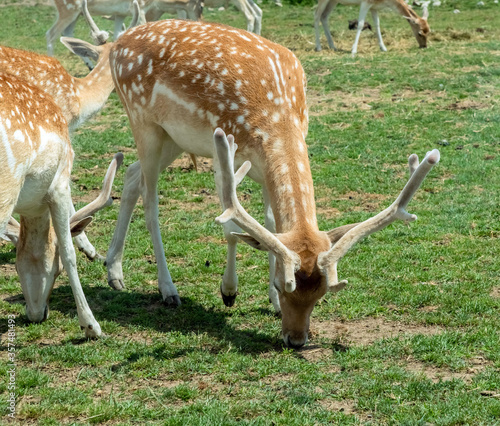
{"left": 69, "top": 152, "right": 123, "bottom": 227}
{"left": 82, "top": 0, "right": 109, "bottom": 45}
{"left": 408, "top": 154, "right": 419, "bottom": 177}
{"left": 422, "top": 4, "right": 430, "bottom": 20}
{"left": 0, "top": 217, "right": 21, "bottom": 247}
{"left": 213, "top": 129, "right": 300, "bottom": 293}
{"left": 318, "top": 149, "right": 440, "bottom": 291}
{"left": 129, "top": 0, "right": 142, "bottom": 29}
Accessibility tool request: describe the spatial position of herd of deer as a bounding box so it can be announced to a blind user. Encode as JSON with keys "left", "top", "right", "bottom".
{"left": 1, "top": 0, "right": 437, "bottom": 348}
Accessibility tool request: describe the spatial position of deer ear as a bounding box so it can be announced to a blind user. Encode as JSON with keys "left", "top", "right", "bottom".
{"left": 232, "top": 232, "right": 269, "bottom": 251}
{"left": 60, "top": 37, "right": 103, "bottom": 62}
{"left": 70, "top": 217, "right": 93, "bottom": 237}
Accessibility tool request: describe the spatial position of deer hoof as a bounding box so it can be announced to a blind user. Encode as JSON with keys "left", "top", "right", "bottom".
{"left": 221, "top": 286, "right": 237, "bottom": 307}
{"left": 84, "top": 322, "right": 102, "bottom": 339}
{"left": 108, "top": 279, "right": 125, "bottom": 291}
{"left": 162, "top": 295, "right": 181, "bottom": 307}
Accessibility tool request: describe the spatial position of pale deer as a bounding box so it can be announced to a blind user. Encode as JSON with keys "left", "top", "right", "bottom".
{"left": 46, "top": 0, "right": 150, "bottom": 58}
{"left": 0, "top": 73, "right": 122, "bottom": 337}
{"left": 0, "top": 0, "right": 139, "bottom": 259}
{"left": 314, "top": 0, "right": 430, "bottom": 55}
{"left": 104, "top": 19, "right": 439, "bottom": 348}
{"left": 46, "top": 0, "right": 204, "bottom": 58}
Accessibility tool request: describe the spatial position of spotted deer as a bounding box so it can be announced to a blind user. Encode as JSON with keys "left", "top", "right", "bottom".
{"left": 314, "top": 0, "right": 430, "bottom": 55}
{"left": 105, "top": 19, "right": 439, "bottom": 348}
{"left": 0, "top": 73, "right": 122, "bottom": 337}
{"left": 0, "top": 0, "right": 139, "bottom": 260}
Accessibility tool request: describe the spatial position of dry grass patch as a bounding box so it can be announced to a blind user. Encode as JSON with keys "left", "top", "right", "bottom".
{"left": 490, "top": 287, "right": 500, "bottom": 299}
{"left": 308, "top": 88, "right": 381, "bottom": 116}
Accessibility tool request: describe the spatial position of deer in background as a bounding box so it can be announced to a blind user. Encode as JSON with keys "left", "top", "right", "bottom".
{"left": 46, "top": 0, "right": 204, "bottom": 58}
{"left": 0, "top": 0, "right": 139, "bottom": 260}
{"left": 103, "top": 19, "right": 439, "bottom": 348}
{"left": 314, "top": 0, "right": 430, "bottom": 55}
{"left": 0, "top": 73, "right": 122, "bottom": 337}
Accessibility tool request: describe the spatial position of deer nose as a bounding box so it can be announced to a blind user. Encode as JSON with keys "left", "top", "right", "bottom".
{"left": 26, "top": 304, "right": 49, "bottom": 323}
{"left": 284, "top": 333, "right": 307, "bottom": 349}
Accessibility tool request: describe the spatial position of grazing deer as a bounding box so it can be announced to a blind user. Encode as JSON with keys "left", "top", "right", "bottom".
{"left": 314, "top": 0, "right": 430, "bottom": 55}
{"left": 0, "top": 73, "right": 122, "bottom": 337}
{"left": 0, "top": 0, "right": 139, "bottom": 260}
{"left": 104, "top": 19, "right": 439, "bottom": 348}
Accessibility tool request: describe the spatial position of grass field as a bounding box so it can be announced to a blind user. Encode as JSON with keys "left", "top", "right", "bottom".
{"left": 0, "top": 0, "right": 499, "bottom": 424}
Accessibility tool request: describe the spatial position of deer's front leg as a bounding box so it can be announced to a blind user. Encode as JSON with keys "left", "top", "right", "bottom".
{"left": 106, "top": 161, "right": 142, "bottom": 291}
{"left": 351, "top": 2, "right": 371, "bottom": 56}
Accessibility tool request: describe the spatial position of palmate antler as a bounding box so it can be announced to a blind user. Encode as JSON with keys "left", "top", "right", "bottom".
{"left": 69, "top": 152, "right": 124, "bottom": 232}
{"left": 317, "top": 149, "right": 440, "bottom": 292}
{"left": 2, "top": 153, "right": 123, "bottom": 246}
{"left": 213, "top": 128, "right": 301, "bottom": 293}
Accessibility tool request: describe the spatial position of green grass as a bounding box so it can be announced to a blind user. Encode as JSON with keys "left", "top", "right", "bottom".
{"left": 1, "top": 0, "right": 499, "bottom": 424}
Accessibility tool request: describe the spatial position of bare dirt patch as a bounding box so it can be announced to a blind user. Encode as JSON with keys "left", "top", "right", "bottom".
{"left": 308, "top": 88, "right": 381, "bottom": 116}
{"left": 313, "top": 317, "right": 443, "bottom": 347}
{"left": 446, "top": 100, "right": 489, "bottom": 111}
{"left": 318, "top": 398, "right": 357, "bottom": 414}
{"left": 404, "top": 356, "right": 492, "bottom": 384}
{"left": 490, "top": 287, "right": 500, "bottom": 299}
{"left": 169, "top": 154, "right": 213, "bottom": 173}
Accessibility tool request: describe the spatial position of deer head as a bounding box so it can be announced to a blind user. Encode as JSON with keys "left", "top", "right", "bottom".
{"left": 214, "top": 128, "right": 440, "bottom": 348}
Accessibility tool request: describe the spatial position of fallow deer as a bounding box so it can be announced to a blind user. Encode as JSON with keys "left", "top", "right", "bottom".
{"left": 104, "top": 19, "right": 439, "bottom": 347}
{"left": 314, "top": 0, "right": 430, "bottom": 55}
{"left": 0, "top": 0, "right": 139, "bottom": 260}
{"left": 0, "top": 73, "right": 122, "bottom": 337}
{"left": 46, "top": 0, "right": 150, "bottom": 57}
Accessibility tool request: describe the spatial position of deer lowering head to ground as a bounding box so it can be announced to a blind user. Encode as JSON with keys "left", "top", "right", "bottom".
{"left": 104, "top": 19, "right": 439, "bottom": 347}
{"left": 0, "top": 73, "right": 122, "bottom": 337}
{"left": 314, "top": 0, "right": 430, "bottom": 55}
{"left": 0, "top": 0, "right": 139, "bottom": 260}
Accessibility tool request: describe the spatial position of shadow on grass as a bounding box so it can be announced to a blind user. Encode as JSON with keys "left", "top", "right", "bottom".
{"left": 2, "top": 283, "right": 284, "bottom": 355}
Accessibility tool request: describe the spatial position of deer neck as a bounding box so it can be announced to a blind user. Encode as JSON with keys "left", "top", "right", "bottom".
{"left": 72, "top": 44, "right": 115, "bottom": 130}
{"left": 263, "top": 133, "right": 318, "bottom": 234}
{"left": 393, "top": 0, "right": 420, "bottom": 22}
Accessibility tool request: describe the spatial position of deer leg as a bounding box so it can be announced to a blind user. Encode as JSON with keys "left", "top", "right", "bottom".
{"left": 247, "top": 0, "right": 263, "bottom": 35}
{"left": 46, "top": 12, "right": 79, "bottom": 56}
{"left": 113, "top": 15, "right": 127, "bottom": 40}
{"left": 49, "top": 186, "right": 101, "bottom": 338}
{"left": 352, "top": 2, "right": 371, "bottom": 56}
{"left": 62, "top": 15, "right": 79, "bottom": 37}
{"left": 371, "top": 10, "right": 387, "bottom": 52}
{"left": 106, "top": 161, "right": 142, "bottom": 291}
{"left": 232, "top": 0, "right": 256, "bottom": 33}
{"left": 138, "top": 125, "right": 183, "bottom": 305}
{"left": 315, "top": 0, "right": 337, "bottom": 51}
